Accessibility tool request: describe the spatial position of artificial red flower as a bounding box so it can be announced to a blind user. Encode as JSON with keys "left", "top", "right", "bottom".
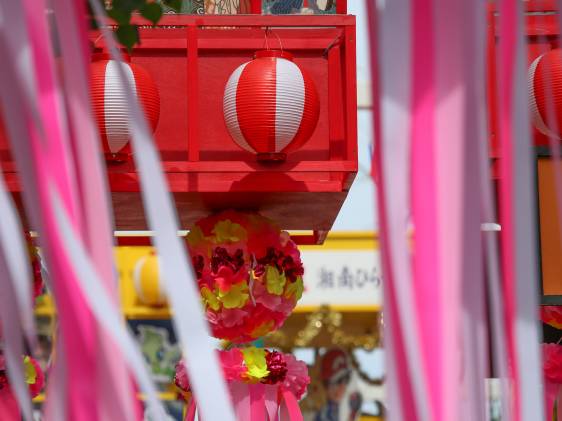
{"left": 543, "top": 343, "right": 562, "bottom": 384}
{"left": 542, "top": 306, "right": 562, "bottom": 330}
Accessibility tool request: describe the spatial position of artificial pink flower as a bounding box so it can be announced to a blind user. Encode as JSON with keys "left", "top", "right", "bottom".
{"left": 281, "top": 354, "right": 310, "bottom": 400}
{"left": 217, "top": 308, "right": 247, "bottom": 328}
{"left": 174, "top": 360, "right": 190, "bottom": 392}
{"left": 219, "top": 349, "right": 247, "bottom": 381}
{"left": 253, "top": 280, "right": 281, "bottom": 310}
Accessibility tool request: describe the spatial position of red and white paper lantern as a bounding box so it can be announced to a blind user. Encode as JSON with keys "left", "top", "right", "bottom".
{"left": 223, "top": 50, "right": 320, "bottom": 161}
{"left": 529, "top": 49, "right": 562, "bottom": 139}
{"left": 91, "top": 54, "right": 160, "bottom": 161}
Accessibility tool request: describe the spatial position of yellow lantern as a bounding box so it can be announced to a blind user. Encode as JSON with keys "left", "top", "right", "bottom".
{"left": 133, "top": 253, "right": 167, "bottom": 307}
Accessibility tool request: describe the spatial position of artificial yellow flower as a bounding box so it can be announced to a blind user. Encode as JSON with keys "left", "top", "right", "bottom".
{"left": 212, "top": 220, "right": 247, "bottom": 243}
{"left": 284, "top": 276, "right": 304, "bottom": 301}
{"left": 242, "top": 347, "right": 269, "bottom": 382}
{"left": 218, "top": 282, "right": 249, "bottom": 309}
{"left": 266, "top": 266, "right": 286, "bottom": 295}
{"left": 201, "top": 286, "right": 221, "bottom": 311}
{"left": 23, "top": 356, "right": 36, "bottom": 384}
{"left": 187, "top": 226, "right": 206, "bottom": 247}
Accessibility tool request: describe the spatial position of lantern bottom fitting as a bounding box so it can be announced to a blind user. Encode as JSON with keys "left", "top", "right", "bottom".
{"left": 256, "top": 152, "right": 287, "bottom": 163}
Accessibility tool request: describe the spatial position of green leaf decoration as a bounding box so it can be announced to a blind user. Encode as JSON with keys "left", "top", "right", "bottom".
{"left": 116, "top": 24, "right": 139, "bottom": 52}
{"left": 140, "top": 2, "right": 163, "bottom": 25}
{"left": 107, "top": 7, "right": 132, "bottom": 25}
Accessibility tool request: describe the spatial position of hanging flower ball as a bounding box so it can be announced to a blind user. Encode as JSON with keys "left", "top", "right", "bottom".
{"left": 529, "top": 49, "right": 562, "bottom": 139}
{"left": 90, "top": 53, "right": 160, "bottom": 162}
{"left": 133, "top": 253, "right": 167, "bottom": 307}
{"left": 175, "top": 347, "right": 309, "bottom": 399}
{"left": 176, "top": 348, "right": 310, "bottom": 421}
{"left": 187, "top": 211, "right": 305, "bottom": 343}
{"left": 223, "top": 50, "right": 320, "bottom": 161}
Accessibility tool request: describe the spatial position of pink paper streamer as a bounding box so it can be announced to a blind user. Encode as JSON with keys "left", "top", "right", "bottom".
{"left": 498, "top": 1, "right": 545, "bottom": 420}
{"left": 185, "top": 399, "right": 197, "bottom": 421}
{"left": 410, "top": 0, "right": 441, "bottom": 419}
{"left": 433, "top": 1, "right": 472, "bottom": 420}
{"left": 250, "top": 383, "right": 266, "bottom": 420}
{"left": 497, "top": 0, "right": 523, "bottom": 418}
{"left": 0, "top": 389, "right": 20, "bottom": 420}
{"left": 16, "top": 1, "right": 98, "bottom": 419}
{"left": 264, "top": 385, "right": 280, "bottom": 421}
{"left": 50, "top": 0, "right": 139, "bottom": 419}
{"left": 365, "top": 0, "right": 428, "bottom": 420}
{"left": 231, "top": 382, "right": 251, "bottom": 420}
{"left": 279, "top": 390, "right": 302, "bottom": 421}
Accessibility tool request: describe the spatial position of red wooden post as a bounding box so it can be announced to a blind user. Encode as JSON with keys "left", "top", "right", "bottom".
{"left": 336, "top": 0, "right": 347, "bottom": 14}
{"left": 187, "top": 24, "right": 199, "bottom": 162}
{"left": 343, "top": 23, "right": 357, "bottom": 161}
{"left": 250, "top": 0, "right": 262, "bottom": 14}
{"left": 328, "top": 44, "right": 345, "bottom": 160}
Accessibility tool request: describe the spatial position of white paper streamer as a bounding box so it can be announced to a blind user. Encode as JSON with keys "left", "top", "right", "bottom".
{"left": 0, "top": 167, "right": 36, "bottom": 421}
{"left": 87, "top": 2, "right": 235, "bottom": 420}
{"left": 377, "top": 0, "right": 431, "bottom": 419}
{"left": 50, "top": 186, "right": 167, "bottom": 420}
{"left": 509, "top": 3, "right": 545, "bottom": 418}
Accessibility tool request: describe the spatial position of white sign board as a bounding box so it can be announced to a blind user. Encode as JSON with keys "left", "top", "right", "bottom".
{"left": 298, "top": 249, "right": 382, "bottom": 308}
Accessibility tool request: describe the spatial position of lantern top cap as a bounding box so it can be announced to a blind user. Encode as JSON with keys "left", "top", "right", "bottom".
{"left": 254, "top": 50, "right": 294, "bottom": 61}
{"left": 91, "top": 52, "right": 131, "bottom": 63}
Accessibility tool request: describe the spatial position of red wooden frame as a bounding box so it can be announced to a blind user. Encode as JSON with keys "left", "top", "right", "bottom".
{"left": 1, "top": 14, "right": 358, "bottom": 245}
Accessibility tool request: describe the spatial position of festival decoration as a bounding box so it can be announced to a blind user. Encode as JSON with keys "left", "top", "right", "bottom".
{"left": 223, "top": 50, "right": 320, "bottom": 161}
{"left": 542, "top": 306, "right": 562, "bottom": 330}
{"left": 529, "top": 49, "right": 562, "bottom": 139}
{"left": 133, "top": 253, "right": 168, "bottom": 307}
{"left": 90, "top": 54, "right": 160, "bottom": 161}
{"left": 0, "top": 355, "right": 45, "bottom": 419}
{"left": 543, "top": 343, "right": 562, "bottom": 420}
{"left": 187, "top": 210, "right": 304, "bottom": 343}
{"left": 175, "top": 347, "right": 310, "bottom": 420}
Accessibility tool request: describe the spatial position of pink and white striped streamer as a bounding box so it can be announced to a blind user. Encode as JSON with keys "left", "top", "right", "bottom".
{"left": 367, "top": 0, "right": 546, "bottom": 419}
{"left": 50, "top": 0, "right": 139, "bottom": 418}
{"left": 87, "top": 2, "right": 235, "bottom": 420}
{"left": 497, "top": 1, "right": 545, "bottom": 420}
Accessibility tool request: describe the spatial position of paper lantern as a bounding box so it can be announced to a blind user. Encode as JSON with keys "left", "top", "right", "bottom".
{"left": 529, "top": 49, "right": 562, "bottom": 139}
{"left": 175, "top": 347, "right": 310, "bottom": 421}
{"left": 187, "top": 211, "right": 305, "bottom": 343}
{"left": 91, "top": 54, "right": 160, "bottom": 161}
{"left": 223, "top": 50, "right": 320, "bottom": 161}
{"left": 133, "top": 254, "right": 167, "bottom": 307}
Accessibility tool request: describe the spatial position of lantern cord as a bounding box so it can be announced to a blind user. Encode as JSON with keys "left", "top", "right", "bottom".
{"left": 263, "top": 27, "right": 284, "bottom": 53}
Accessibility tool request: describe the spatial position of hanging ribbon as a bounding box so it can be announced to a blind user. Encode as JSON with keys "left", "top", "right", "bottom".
{"left": 264, "top": 384, "right": 280, "bottom": 421}
{"left": 365, "top": 0, "right": 431, "bottom": 420}
{"left": 497, "top": 0, "right": 545, "bottom": 420}
{"left": 250, "top": 383, "right": 266, "bottom": 420}
{"left": 50, "top": 188, "right": 167, "bottom": 419}
{"left": 50, "top": 0, "right": 139, "bottom": 418}
{"left": 87, "top": 2, "right": 235, "bottom": 420}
